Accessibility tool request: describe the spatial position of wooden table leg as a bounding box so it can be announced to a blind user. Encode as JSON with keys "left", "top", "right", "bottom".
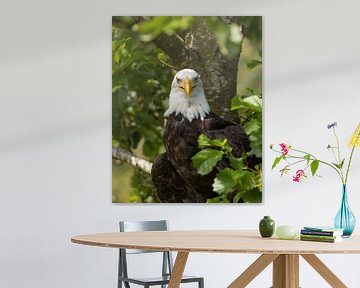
{"left": 301, "top": 254, "right": 347, "bottom": 288}
{"left": 168, "top": 252, "right": 189, "bottom": 288}
{"left": 228, "top": 254, "right": 279, "bottom": 288}
{"left": 272, "top": 254, "right": 299, "bottom": 288}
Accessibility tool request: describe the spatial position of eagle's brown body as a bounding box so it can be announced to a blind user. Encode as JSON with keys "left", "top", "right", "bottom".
{"left": 151, "top": 111, "right": 250, "bottom": 203}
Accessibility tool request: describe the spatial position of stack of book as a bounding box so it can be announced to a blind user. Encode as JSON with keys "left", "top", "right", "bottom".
{"left": 300, "top": 226, "right": 344, "bottom": 243}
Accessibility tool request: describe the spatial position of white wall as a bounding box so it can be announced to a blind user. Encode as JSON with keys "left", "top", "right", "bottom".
{"left": 1, "top": 0, "right": 360, "bottom": 287}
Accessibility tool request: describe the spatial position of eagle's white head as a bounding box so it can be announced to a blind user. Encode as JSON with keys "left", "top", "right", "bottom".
{"left": 164, "top": 68, "right": 210, "bottom": 122}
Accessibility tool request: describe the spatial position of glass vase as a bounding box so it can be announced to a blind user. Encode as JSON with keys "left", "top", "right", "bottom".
{"left": 334, "top": 185, "right": 356, "bottom": 237}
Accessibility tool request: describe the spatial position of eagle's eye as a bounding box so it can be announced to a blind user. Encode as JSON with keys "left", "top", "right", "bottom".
{"left": 194, "top": 76, "right": 199, "bottom": 83}
{"left": 176, "top": 78, "right": 181, "bottom": 83}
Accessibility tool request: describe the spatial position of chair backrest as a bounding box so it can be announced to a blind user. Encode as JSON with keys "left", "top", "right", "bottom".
{"left": 118, "top": 220, "right": 174, "bottom": 282}
{"left": 119, "top": 220, "right": 169, "bottom": 254}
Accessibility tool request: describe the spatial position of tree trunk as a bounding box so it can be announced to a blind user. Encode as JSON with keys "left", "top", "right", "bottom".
{"left": 154, "top": 16, "right": 243, "bottom": 121}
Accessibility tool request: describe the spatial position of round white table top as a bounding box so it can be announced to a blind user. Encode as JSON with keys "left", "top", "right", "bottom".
{"left": 71, "top": 230, "right": 360, "bottom": 254}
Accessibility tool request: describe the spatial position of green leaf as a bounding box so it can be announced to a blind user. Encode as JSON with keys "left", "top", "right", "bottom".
{"left": 241, "top": 188, "right": 262, "bottom": 203}
{"left": 244, "top": 118, "right": 260, "bottom": 134}
{"left": 135, "top": 16, "right": 193, "bottom": 41}
{"left": 212, "top": 168, "right": 238, "bottom": 194}
{"left": 230, "top": 95, "right": 242, "bottom": 110}
{"left": 233, "top": 191, "right": 245, "bottom": 203}
{"left": 135, "top": 17, "right": 174, "bottom": 41}
{"left": 157, "top": 52, "right": 169, "bottom": 63}
{"left": 248, "top": 133, "right": 262, "bottom": 158}
{"left": 197, "top": 134, "right": 226, "bottom": 148}
{"left": 310, "top": 160, "right": 319, "bottom": 176}
{"left": 246, "top": 59, "right": 262, "bottom": 69}
{"left": 197, "top": 134, "right": 232, "bottom": 154}
{"left": 231, "top": 95, "right": 262, "bottom": 112}
{"left": 246, "top": 88, "right": 256, "bottom": 94}
{"left": 272, "top": 156, "right": 283, "bottom": 170}
{"left": 304, "top": 154, "right": 311, "bottom": 164}
{"left": 237, "top": 170, "right": 256, "bottom": 191}
{"left": 206, "top": 194, "right": 229, "bottom": 203}
{"left": 339, "top": 158, "right": 345, "bottom": 169}
{"left": 229, "top": 157, "right": 243, "bottom": 170}
{"left": 242, "top": 95, "right": 262, "bottom": 112}
{"left": 191, "top": 149, "right": 224, "bottom": 175}
{"left": 332, "top": 162, "right": 340, "bottom": 168}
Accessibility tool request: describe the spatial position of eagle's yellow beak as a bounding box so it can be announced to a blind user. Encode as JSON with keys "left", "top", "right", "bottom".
{"left": 183, "top": 78, "right": 192, "bottom": 97}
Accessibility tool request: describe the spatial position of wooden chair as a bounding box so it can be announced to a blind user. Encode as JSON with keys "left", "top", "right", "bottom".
{"left": 118, "top": 220, "right": 204, "bottom": 288}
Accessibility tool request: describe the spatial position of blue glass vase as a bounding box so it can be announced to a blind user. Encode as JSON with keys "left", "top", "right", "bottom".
{"left": 334, "top": 185, "right": 356, "bottom": 237}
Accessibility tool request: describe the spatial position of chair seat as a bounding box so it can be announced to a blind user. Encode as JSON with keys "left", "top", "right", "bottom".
{"left": 119, "top": 274, "right": 203, "bottom": 285}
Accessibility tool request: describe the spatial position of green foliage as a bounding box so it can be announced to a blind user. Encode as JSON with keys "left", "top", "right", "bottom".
{"left": 112, "top": 31, "right": 170, "bottom": 160}
{"left": 129, "top": 170, "right": 159, "bottom": 203}
{"left": 191, "top": 149, "right": 224, "bottom": 176}
{"left": 207, "top": 194, "right": 229, "bottom": 203}
{"left": 207, "top": 16, "right": 262, "bottom": 59}
{"left": 231, "top": 94, "right": 262, "bottom": 158}
{"left": 196, "top": 134, "right": 233, "bottom": 153}
{"left": 247, "top": 59, "right": 262, "bottom": 69}
{"left": 192, "top": 132, "right": 262, "bottom": 203}
{"left": 270, "top": 122, "right": 358, "bottom": 185}
{"left": 310, "top": 160, "right": 319, "bottom": 176}
{"left": 272, "top": 156, "right": 283, "bottom": 170}
{"left": 191, "top": 85, "right": 262, "bottom": 203}
{"left": 213, "top": 168, "right": 239, "bottom": 194}
{"left": 112, "top": 18, "right": 175, "bottom": 201}
{"left": 304, "top": 154, "right": 311, "bottom": 164}
{"left": 133, "top": 16, "right": 194, "bottom": 41}
{"left": 206, "top": 18, "right": 244, "bottom": 59}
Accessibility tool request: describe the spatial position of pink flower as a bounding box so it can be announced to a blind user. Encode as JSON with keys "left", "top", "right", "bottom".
{"left": 293, "top": 170, "right": 306, "bottom": 182}
{"left": 279, "top": 143, "right": 289, "bottom": 155}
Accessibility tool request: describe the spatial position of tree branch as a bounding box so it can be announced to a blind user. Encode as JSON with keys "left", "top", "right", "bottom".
{"left": 112, "top": 146, "right": 153, "bottom": 174}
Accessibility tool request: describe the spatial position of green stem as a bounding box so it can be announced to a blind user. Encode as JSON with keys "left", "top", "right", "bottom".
{"left": 345, "top": 145, "right": 356, "bottom": 185}
{"left": 271, "top": 149, "right": 344, "bottom": 182}
{"left": 333, "top": 128, "right": 342, "bottom": 162}
{"left": 330, "top": 148, "right": 338, "bottom": 165}
{"left": 284, "top": 159, "right": 306, "bottom": 169}
{"left": 291, "top": 148, "right": 318, "bottom": 159}
{"left": 333, "top": 128, "right": 345, "bottom": 181}
{"left": 286, "top": 149, "right": 339, "bottom": 171}
{"left": 345, "top": 129, "right": 360, "bottom": 185}
{"left": 292, "top": 155, "right": 342, "bottom": 179}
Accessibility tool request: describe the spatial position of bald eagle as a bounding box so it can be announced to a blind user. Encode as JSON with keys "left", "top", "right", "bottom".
{"left": 151, "top": 69, "right": 252, "bottom": 203}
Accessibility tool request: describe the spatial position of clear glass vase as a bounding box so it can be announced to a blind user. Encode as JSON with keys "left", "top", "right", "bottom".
{"left": 334, "top": 185, "right": 356, "bottom": 237}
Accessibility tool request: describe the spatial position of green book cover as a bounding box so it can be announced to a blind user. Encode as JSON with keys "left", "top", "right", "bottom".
{"left": 300, "top": 236, "right": 342, "bottom": 243}
{"left": 300, "top": 234, "right": 340, "bottom": 240}
{"left": 303, "top": 226, "right": 343, "bottom": 232}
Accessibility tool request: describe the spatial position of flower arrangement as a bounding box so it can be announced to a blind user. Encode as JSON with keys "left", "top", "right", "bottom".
{"left": 270, "top": 122, "right": 360, "bottom": 185}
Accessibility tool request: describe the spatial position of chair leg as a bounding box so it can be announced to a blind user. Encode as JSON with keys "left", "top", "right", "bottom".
{"left": 199, "top": 278, "right": 204, "bottom": 288}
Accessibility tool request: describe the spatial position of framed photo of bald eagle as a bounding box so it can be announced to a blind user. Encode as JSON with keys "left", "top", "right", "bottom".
{"left": 112, "top": 16, "right": 262, "bottom": 203}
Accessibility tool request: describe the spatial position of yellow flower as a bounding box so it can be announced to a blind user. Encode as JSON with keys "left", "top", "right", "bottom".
{"left": 349, "top": 122, "right": 360, "bottom": 148}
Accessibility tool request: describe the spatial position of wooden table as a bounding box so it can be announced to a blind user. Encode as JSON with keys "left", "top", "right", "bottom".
{"left": 71, "top": 230, "right": 360, "bottom": 288}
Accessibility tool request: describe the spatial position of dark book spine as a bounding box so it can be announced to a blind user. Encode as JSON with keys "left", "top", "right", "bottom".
{"left": 300, "top": 237, "right": 337, "bottom": 243}
{"left": 300, "top": 229, "right": 336, "bottom": 236}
